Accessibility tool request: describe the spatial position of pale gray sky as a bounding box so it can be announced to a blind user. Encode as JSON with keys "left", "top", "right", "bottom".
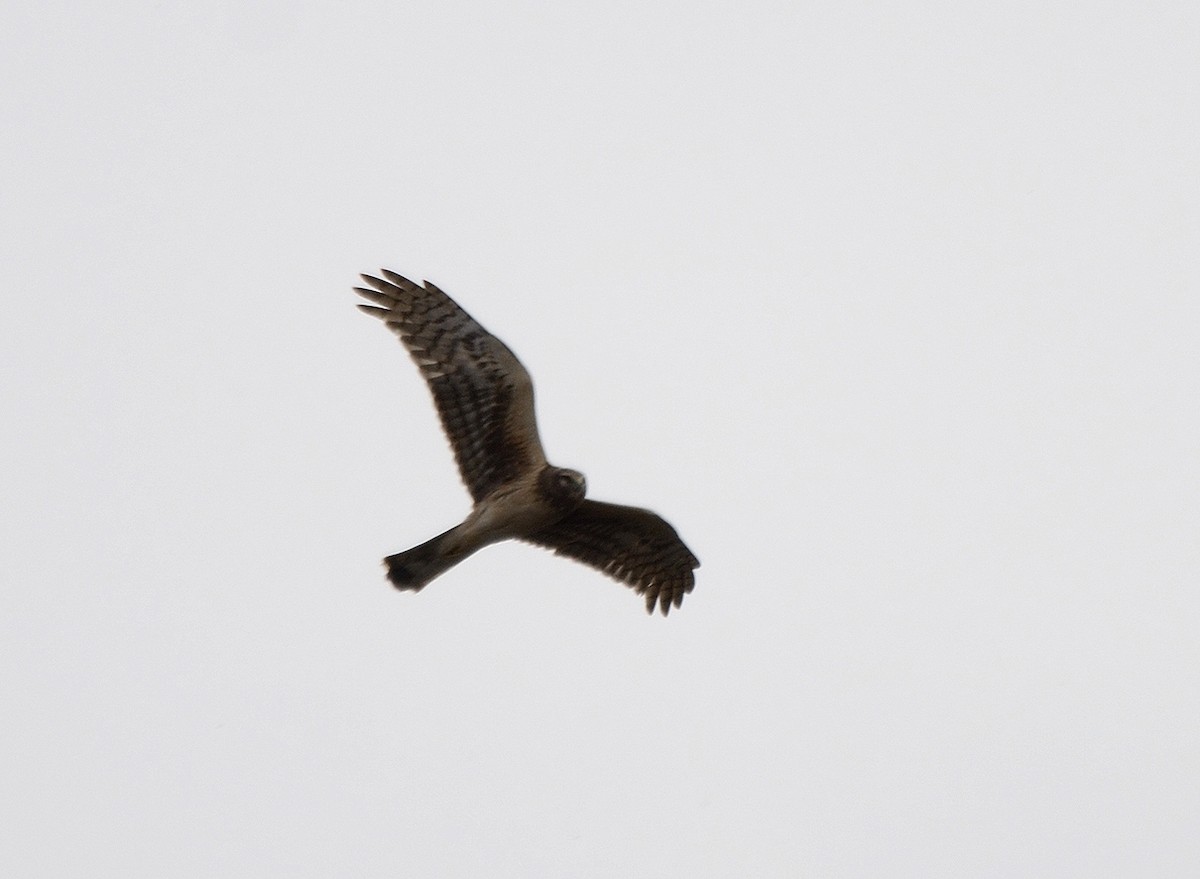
{"left": 3, "top": 1, "right": 1198, "bottom": 876}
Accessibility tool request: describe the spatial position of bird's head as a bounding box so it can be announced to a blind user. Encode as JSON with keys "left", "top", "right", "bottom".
{"left": 540, "top": 466, "right": 587, "bottom": 511}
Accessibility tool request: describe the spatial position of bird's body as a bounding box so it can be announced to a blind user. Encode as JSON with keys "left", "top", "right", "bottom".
{"left": 354, "top": 270, "right": 698, "bottom": 615}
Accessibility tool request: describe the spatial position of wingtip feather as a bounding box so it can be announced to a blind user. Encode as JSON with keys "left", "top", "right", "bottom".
{"left": 380, "top": 269, "right": 420, "bottom": 289}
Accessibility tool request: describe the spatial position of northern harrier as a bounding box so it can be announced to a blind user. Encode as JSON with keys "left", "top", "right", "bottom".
{"left": 354, "top": 269, "right": 699, "bottom": 615}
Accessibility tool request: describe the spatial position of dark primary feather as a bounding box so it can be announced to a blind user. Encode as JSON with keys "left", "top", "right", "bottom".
{"left": 354, "top": 271, "right": 548, "bottom": 502}
{"left": 524, "top": 500, "right": 700, "bottom": 616}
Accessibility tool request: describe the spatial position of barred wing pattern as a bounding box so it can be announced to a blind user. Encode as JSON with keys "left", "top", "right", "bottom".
{"left": 354, "top": 271, "right": 547, "bottom": 502}
{"left": 524, "top": 500, "right": 700, "bottom": 616}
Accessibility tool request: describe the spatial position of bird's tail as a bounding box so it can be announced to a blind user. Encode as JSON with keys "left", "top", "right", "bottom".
{"left": 382, "top": 526, "right": 473, "bottom": 592}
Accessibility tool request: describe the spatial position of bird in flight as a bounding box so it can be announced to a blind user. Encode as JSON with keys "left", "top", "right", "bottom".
{"left": 354, "top": 269, "right": 699, "bottom": 615}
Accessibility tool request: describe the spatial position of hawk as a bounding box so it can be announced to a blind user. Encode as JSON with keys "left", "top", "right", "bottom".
{"left": 354, "top": 269, "right": 699, "bottom": 615}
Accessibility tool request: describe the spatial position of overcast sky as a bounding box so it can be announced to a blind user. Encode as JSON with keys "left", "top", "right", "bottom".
{"left": 3, "top": 1, "right": 1198, "bottom": 876}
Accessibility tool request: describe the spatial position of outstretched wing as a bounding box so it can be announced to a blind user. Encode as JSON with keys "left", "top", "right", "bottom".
{"left": 355, "top": 271, "right": 547, "bottom": 502}
{"left": 524, "top": 500, "right": 700, "bottom": 616}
